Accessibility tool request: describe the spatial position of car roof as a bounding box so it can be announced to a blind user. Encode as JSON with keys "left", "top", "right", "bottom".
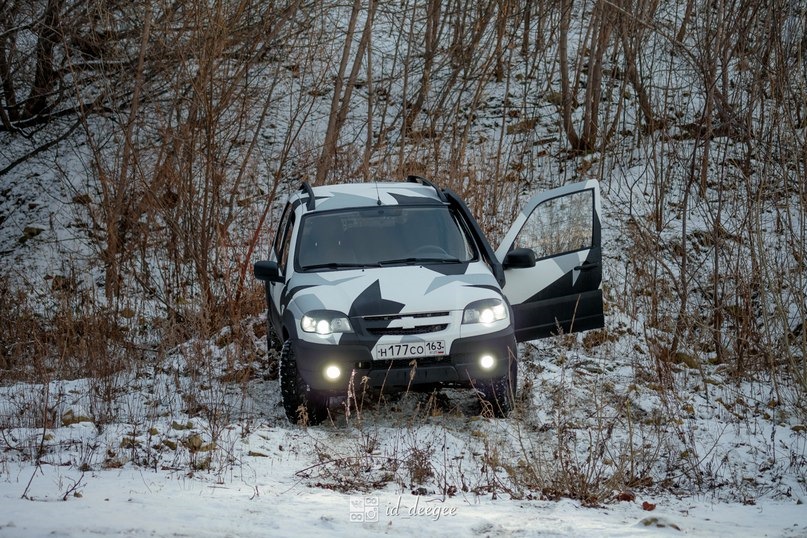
{"left": 290, "top": 181, "right": 447, "bottom": 214}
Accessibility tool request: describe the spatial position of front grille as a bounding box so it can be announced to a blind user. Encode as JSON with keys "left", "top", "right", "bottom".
{"left": 362, "top": 311, "right": 450, "bottom": 336}
{"left": 363, "top": 311, "right": 449, "bottom": 322}
{"left": 367, "top": 324, "right": 448, "bottom": 336}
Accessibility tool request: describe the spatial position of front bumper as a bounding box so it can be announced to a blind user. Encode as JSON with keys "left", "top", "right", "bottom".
{"left": 294, "top": 327, "right": 517, "bottom": 393}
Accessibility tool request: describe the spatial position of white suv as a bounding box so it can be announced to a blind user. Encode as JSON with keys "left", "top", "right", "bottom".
{"left": 255, "top": 177, "right": 604, "bottom": 424}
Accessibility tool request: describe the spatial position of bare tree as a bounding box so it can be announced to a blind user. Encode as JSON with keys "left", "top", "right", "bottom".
{"left": 315, "top": 0, "right": 378, "bottom": 184}
{"left": 23, "top": 0, "right": 64, "bottom": 119}
{"left": 613, "top": 0, "right": 662, "bottom": 131}
{"left": 402, "top": 0, "right": 440, "bottom": 136}
{"left": 558, "top": 0, "right": 616, "bottom": 152}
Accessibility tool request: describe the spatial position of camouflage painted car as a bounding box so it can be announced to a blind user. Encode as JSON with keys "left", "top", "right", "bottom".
{"left": 254, "top": 177, "right": 604, "bottom": 424}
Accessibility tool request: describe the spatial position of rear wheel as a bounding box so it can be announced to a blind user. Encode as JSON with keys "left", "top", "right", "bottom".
{"left": 279, "top": 340, "right": 328, "bottom": 425}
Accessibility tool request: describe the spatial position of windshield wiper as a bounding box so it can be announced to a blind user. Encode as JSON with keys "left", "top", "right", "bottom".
{"left": 300, "top": 262, "right": 369, "bottom": 271}
{"left": 378, "top": 257, "right": 462, "bottom": 266}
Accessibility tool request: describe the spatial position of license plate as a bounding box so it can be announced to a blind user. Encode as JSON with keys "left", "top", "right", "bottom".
{"left": 373, "top": 341, "right": 445, "bottom": 360}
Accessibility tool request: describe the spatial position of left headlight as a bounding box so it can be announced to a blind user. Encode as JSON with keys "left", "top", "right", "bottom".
{"left": 462, "top": 298, "right": 508, "bottom": 325}
{"left": 301, "top": 310, "right": 354, "bottom": 336}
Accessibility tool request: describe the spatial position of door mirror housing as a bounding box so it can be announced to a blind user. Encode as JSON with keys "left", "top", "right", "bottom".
{"left": 254, "top": 260, "right": 283, "bottom": 282}
{"left": 503, "top": 248, "right": 536, "bottom": 269}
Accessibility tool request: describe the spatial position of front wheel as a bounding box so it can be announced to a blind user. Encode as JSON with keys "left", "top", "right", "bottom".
{"left": 478, "top": 359, "right": 518, "bottom": 418}
{"left": 278, "top": 340, "right": 328, "bottom": 425}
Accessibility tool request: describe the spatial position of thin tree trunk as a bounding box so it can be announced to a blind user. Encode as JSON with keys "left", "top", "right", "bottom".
{"left": 0, "top": 32, "right": 19, "bottom": 127}
{"left": 100, "top": 2, "right": 152, "bottom": 302}
{"left": 315, "top": 0, "right": 363, "bottom": 184}
{"left": 676, "top": 0, "right": 695, "bottom": 43}
{"left": 521, "top": 0, "right": 533, "bottom": 57}
{"left": 24, "top": 0, "right": 63, "bottom": 119}
{"left": 559, "top": 0, "right": 581, "bottom": 150}
{"left": 403, "top": 0, "right": 440, "bottom": 135}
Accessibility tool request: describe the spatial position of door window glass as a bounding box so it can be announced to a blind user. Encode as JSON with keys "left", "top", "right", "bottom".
{"left": 514, "top": 190, "right": 593, "bottom": 259}
{"left": 276, "top": 207, "right": 295, "bottom": 272}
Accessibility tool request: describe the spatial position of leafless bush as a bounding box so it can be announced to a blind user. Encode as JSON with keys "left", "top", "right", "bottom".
{"left": 2, "top": 0, "right": 806, "bottom": 495}
{"left": 0, "top": 277, "right": 45, "bottom": 374}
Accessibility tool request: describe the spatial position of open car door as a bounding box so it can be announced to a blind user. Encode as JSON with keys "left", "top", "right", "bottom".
{"left": 496, "top": 180, "right": 604, "bottom": 342}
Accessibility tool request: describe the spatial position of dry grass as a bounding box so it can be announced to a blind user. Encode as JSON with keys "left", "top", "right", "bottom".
{"left": 1, "top": 0, "right": 806, "bottom": 501}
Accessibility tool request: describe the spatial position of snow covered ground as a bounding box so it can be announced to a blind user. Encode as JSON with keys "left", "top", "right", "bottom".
{"left": 1, "top": 333, "right": 805, "bottom": 537}
{"left": 2, "top": 2, "right": 807, "bottom": 536}
{"left": 1, "top": 449, "right": 804, "bottom": 537}
{"left": 1, "top": 154, "right": 805, "bottom": 535}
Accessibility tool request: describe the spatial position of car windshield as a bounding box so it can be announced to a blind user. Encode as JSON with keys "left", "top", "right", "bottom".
{"left": 296, "top": 205, "right": 477, "bottom": 271}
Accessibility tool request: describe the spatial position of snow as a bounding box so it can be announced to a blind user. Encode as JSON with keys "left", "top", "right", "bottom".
{"left": 3, "top": 1, "right": 807, "bottom": 536}
{"left": 1, "top": 459, "right": 804, "bottom": 537}
{"left": 0, "top": 338, "right": 805, "bottom": 536}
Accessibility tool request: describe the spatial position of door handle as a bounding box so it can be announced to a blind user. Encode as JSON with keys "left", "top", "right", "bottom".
{"left": 574, "top": 261, "right": 599, "bottom": 271}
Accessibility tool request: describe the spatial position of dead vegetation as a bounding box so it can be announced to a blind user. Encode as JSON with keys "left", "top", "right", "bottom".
{"left": 0, "top": 0, "right": 806, "bottom": 501}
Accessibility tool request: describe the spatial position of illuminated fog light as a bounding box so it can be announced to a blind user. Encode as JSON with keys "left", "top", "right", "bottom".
{"left": 324, "top": 365, "right": 342, "bottom": 380}
{"left": 480, "top": 355, "right": 496, "bottom": 370}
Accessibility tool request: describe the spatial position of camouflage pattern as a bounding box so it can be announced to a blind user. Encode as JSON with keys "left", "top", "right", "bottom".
{"left": 274, "top": 182, "right": 510, "bottom": 354}
{"left": 264, "top": 181, "right": 604, "bottom": 390}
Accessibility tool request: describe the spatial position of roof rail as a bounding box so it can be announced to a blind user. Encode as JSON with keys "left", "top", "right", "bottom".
{"left": 406, "top": 175, "right": 447, "bottom": 202}
{"left": 300, "top": 182, "right": 316, "bottom": 210}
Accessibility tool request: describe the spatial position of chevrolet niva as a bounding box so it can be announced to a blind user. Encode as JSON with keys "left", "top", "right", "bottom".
{"left": 254, "top": 176, "right": 604, "bottom": 424}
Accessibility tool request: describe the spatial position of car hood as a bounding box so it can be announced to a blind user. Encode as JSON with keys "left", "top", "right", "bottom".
{"left": 283, "top": 262, "right": 503, "bottom": 318}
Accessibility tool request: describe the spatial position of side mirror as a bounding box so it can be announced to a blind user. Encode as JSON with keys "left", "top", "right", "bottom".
{"left": 503, "top": 248, "right": 536, "bottom": 269}
{"left": 254, "top": 260, "right": 283, "bottom": 282}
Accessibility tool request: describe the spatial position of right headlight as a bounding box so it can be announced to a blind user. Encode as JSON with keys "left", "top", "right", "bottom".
{"left": 301, "top": 310, "right": 354, "bottom": 336}
{"left": 462, "top": 298, "right": 508, "bottom": 325}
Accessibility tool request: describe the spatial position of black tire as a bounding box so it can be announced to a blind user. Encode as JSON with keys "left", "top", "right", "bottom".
{"left": 478, "top": 359, "right": 518, "bottom": 418}
{"left": 266, "top": 325, "right": 283, "bottom": 352}
{"left": 259, "top": 324, "right": 283, "bottom": 381}
{"left": 279, "top": 340, "right": 328, "bottom": 425}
